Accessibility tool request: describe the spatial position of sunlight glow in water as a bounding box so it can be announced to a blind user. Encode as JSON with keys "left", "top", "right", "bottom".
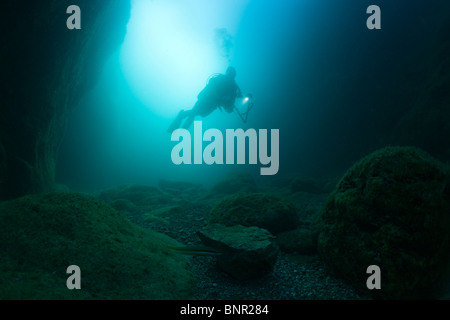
{"left": 120, "top": 0, "right": 249, "bottom": 118}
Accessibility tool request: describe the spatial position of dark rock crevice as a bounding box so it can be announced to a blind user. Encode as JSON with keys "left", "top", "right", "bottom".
{"left": 0, "top": 0, "right": 131, "bottom": 200}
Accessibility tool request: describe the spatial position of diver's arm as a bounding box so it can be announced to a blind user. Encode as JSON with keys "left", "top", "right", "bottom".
{"left": 224, "top": 105, "right": 235, "bottom": 113}
{"left": 236, "top": 86, "right": 243, "bottom": 98}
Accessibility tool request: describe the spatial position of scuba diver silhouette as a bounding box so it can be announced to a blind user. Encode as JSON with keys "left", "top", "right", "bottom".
{"left": 168, "top": 66, "right": 253, "bottom": 131}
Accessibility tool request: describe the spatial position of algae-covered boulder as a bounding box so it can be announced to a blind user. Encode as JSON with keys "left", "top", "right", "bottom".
{"left": 315, "top": 146, "right": 450, "bottom": 299}
{"left": 209, "top": 193, "right": 298, "bottom": 234}
{"left": 0, "top": 193, "right": 195, "bottom": 299}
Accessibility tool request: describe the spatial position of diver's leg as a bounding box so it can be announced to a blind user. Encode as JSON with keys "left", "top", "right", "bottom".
{"left": 168, "top": 109, "right": 189, "bottom": 132}
{"left": 181, "top": 101, "right": 204, "bottom": 130}
{"left": 182, "top": 114, "right": 196, "bottom": 130}
{"left": 182, "top": 103, "right": 217, "bottom": 129}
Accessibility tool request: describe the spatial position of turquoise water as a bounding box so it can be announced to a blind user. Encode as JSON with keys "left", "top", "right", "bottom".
{"left": 57, "top": 0, "right": 447, "bottom": 191}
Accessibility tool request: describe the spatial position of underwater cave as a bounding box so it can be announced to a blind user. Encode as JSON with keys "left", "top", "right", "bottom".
{"left": 2, "top": 0, "right": 450, "bottom": 200}
{"left": 1, "top": 0, "right": 450, "bottom": 302}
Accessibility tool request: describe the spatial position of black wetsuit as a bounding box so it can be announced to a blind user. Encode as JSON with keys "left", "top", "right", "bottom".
{"left": 169, "top": 74, "right": 242, "bottom": 131}
{"left": 194, "top": 74, "right": 242, "bottom": 116}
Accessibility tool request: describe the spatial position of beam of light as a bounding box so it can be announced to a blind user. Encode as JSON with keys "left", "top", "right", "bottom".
{"left": 120, "top": 0, "right": 249, "bottom": 118}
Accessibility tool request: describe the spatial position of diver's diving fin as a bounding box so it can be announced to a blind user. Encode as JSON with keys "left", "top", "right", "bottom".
{"left": 168, "top": 110, "right": 186, "bottom": 132}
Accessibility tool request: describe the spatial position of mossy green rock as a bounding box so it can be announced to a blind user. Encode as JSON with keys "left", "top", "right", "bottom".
{"left": 316, "top": 146, "right": 450, "bottom": 299}
{"left": 0, "top": 192, "right": 195, "bottom": 299}
{"left": 209, "top": 193, "right": 298, "bottom": 234}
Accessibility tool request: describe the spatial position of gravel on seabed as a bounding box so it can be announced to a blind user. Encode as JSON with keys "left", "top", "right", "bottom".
{"left": 145, "top": 201, "right": 367, "bottom": 300}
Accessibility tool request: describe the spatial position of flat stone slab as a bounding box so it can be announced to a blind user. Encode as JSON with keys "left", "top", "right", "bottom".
{"left": 197, "top": 223, "right": 279, "bottom": 280}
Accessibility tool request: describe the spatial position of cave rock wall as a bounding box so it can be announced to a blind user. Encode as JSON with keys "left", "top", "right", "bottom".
{"left": 0, "top": 0, "right": 131, "bottom": 200}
